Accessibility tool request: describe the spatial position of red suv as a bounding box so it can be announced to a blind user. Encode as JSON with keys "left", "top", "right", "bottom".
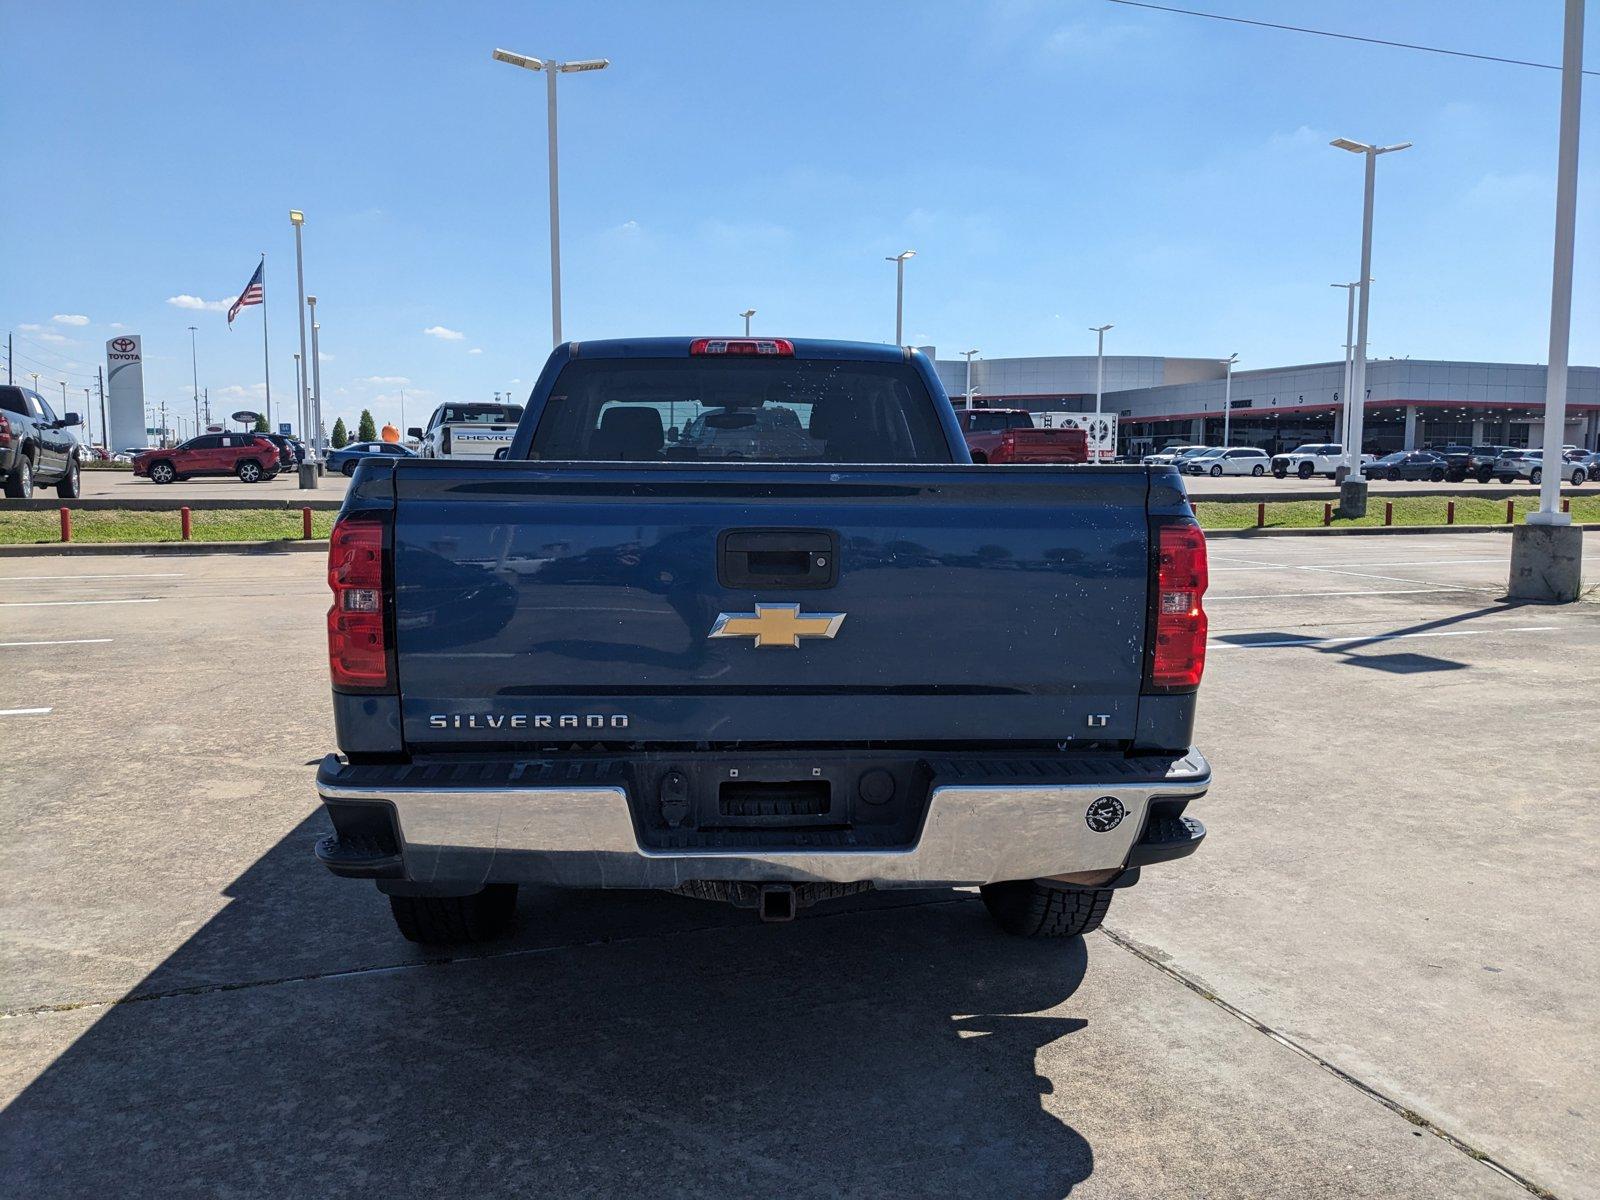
{"left": 133, "top": 433, "right": 282, "bottom": 484}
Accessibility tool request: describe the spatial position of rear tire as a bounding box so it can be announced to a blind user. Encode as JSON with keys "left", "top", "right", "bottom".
{"left": 342, "top": 460, "right": 358, "bottom": 476}
{"left": 237, "top": 460, "right": 262, "bottom": 483}
{"left": 1430, "top": 468, "right": 1446, "bottom": 482}
{"left": 1573, "top": 469, "right": 1586, "bottom": 486}
{"left": 388, "top": 884, "right": 519, "bottom": 945}
{"left": 3, "top": 455, "right": 34, "bottom": 498}
{"left": 980, "top": 880, "right": 1114, "bottom": 939}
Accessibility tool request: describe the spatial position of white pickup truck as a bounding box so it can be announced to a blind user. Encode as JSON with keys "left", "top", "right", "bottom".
{"left": 409, "top": 402, "right": 524, "bottom": 460}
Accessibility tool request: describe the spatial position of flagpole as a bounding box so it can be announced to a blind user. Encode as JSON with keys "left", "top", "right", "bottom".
{"left": 259, "top": 253, "right": 273, "bottom": 432}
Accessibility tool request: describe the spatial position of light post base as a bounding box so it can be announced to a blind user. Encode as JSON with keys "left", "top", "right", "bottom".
{"left": 1508, "top": 521, "right": 1583, "bottom": 602}
{"left": 1337, "top": 478, "right": 1368, "bottom": 519}
{"left": 298, "top": 463, "right": 319, "bottom": 490}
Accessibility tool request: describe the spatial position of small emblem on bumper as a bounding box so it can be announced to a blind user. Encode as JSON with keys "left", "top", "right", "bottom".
{"left": 1085, "top": 796, "right": 1126, "bottom": 832}
{"left": 708, "top": 604, "right": 845, "bottom": 648}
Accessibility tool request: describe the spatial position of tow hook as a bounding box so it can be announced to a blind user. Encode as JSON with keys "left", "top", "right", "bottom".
{"left": 757, "top": 884, "right": 796, "bottom": 923}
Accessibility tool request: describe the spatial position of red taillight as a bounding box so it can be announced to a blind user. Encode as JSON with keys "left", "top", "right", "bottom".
{"left": 689, "top": 338, "right": 794, "bottom": 357}
{"left": 327, "top": 517, "right": 390, "bottom": 689}
{"left": 0, "top": 413, "right": 10, "bottom": 447}
{"left": 1148, "top": 522, "right": 1208, "bottom": 691}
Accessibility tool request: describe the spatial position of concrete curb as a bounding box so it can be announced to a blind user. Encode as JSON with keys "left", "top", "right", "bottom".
{"left": 1187, "top": 484, "right": 1559, "bottom": 504}
{"left": 1204, "top": 522, "right": 1600, "bottom": 539}
{"left": 0, "top": 539, "right": 328, "bottom": 557}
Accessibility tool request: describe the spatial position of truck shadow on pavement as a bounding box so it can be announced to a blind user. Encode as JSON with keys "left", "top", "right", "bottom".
{"left": 3, "top": 812, "right": 1097, "bottom": 1198}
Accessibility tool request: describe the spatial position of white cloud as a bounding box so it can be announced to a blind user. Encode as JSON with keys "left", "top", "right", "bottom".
{"left": 423, "top": 325, "right": 465, "bottom": 341}
{"left": 615, "top": 219, "right": 641, "bottom": 236}
{"left": 52, "top": 314, "right": 90, "bottom": 326}
{"left": 166, "top": 294, "right": 230, "bottom": 312}
{"left": 468, "top": 347, "right": 484, "bottom": 355}
{"left": 360, "top": 375, "right": 410, "bottom": 385}
{"left": 318, "top": 351, "right": 335, "bottom": 361}
{"left": 20, "top": 324, "right": 70, "bottom": 343}
{"left": 109, "top": 322, "right": 127, "bottom": 330}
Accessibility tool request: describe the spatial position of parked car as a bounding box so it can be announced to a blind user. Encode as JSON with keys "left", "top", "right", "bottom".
{"left": 673, "top": 406, "right": 818, "bottom": 461}
{"left": 0, "top": 384, "right": 84, "bottom": 498}
{"left": 327, "top": 440, "right": 418, "bottom": 476}
{"left": 132, "top": 432, "right": 281, "bottom": 484}
{"left": 1182, "top": 446, "right": 1269, "bottom": 477}
{"left": 313, "top": 336, "right": 1211, "bottom": 945}
{"left": 1495, "top": 450, "right": 1587, "bottom": 486}
{"left": 1368, "top": 451, "right": 1448, "bottom": 481}
{"left": 1142, "top": 444, "right": 1205, "bottom": 466}
{"left": 954, "top": 408, "right": 1088, "bottom": 464}
{"left": 410, "top": 402, "right": 524, "bottom": 460}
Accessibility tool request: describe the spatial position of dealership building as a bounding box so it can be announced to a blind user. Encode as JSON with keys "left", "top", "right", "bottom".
{"left": 929, "top": 353, "right": 1600, "bottom": 456}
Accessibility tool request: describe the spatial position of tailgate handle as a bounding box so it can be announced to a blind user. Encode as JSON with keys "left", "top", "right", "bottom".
{"left": 718, "top": 529, "right": 838, "bottom": 590}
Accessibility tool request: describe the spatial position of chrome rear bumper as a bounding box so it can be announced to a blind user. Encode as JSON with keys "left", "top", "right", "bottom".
{"left": 316, "top": 750, "right": 1210, "bottom": 891}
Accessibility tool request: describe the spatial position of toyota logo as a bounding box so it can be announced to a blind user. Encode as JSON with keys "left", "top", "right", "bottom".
{"left": 111, "top": 337, "right": 137, "bottom": 353}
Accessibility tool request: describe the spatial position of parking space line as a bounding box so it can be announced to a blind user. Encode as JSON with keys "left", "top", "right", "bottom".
{"left": 0, "top": 707, "right": 52, "bottom": 717}
{"left": 1207, "top": 588, "right": 1445, "bottom": 601}
{"left": 0, "top": 599, "right": 159, "bottom": 608}
{"left": 1210, "top": 625, "right": 1558, "bottom": 650}
{"left": 0, "top": 638, "right": 114, "bottom": 648}
{"left": 0, "top": 573, "right": 187, "bottom": 581}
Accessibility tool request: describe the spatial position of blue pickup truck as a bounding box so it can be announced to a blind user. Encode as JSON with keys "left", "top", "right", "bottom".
{"left": 314, "top": 337, "right": 1211, "bottom": 945}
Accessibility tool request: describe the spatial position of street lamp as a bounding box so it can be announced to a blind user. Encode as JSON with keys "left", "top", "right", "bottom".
{"left": 1330, "top": 136, "right": 1411, "bottom": 504}
{"left": 290, "top": 209, "right": 312, "bottom": 473}
{"left": 308, "top": 299, "right": 323, "bottom": 456}
{"left": 1220, "top": 353, "right": 1239, "bottom": 447}
{"left": 493, "top": 48, "right": 611, "bottom": 348}
{"left": 961, "top": 349, "right": 980, "bottom": 407}
{"left": 885, "top": 250, "right": 915, "bottom": 344}
{"left": 1090, "top": 324, "right": 1113, "bottom": 417}
{"left": 1330, "top": 281, "right": 1361, "bottom": 457}
{"left": 188, "top": 325, "right": 200, "bottom": 433}
{"left": 740, "top": 309, "right": 756, "bottom": 336}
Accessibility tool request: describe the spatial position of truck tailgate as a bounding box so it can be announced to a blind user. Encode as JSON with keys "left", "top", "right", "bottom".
{"left": 389, "top": 464, "right": 1152, "bottom": 748}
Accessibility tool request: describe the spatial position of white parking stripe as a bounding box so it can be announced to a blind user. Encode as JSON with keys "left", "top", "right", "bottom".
{"left": 0, "top": 599, "right": 159, "bottom": 608}
{"left": 0, "top": 638, "right": 114, "bottom": 648}
{"left": 1208, "top": 588, "right": 1444, "bottom": 601}
{"left": 0, "top": 708, "right": 52, "bottom": 717}
{"left": 0, "top": 579, "right": 185, "bottom": 588}
{"left": 1210, "top": 625, "right": 1559, "bottom": 650}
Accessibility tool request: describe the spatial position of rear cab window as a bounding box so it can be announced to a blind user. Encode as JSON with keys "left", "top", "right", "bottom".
{"left": 526, "top": 357, "right": 953, "bottom": 464}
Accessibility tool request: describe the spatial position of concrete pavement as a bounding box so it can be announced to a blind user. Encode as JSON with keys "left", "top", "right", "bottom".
{"left": 1, "top": 536, "right": 1596, "bottom": 1196}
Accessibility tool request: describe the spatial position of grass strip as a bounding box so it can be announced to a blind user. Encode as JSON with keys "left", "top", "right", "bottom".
{"left": 1192, "top": 492, "right": 1600, "bottom": 531}
{"left": 0, "top": 508, "right": 338, "bottom": 545}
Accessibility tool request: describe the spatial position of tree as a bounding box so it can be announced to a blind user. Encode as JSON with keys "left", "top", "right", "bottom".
{"left": 357, "top": 409, "right": 377, "bottom": 443}
{"left": 253, "top": 413, "right": 269, "bottom": 432}
{"left": 331, "top": 418, "right": 348, "bottom": 448}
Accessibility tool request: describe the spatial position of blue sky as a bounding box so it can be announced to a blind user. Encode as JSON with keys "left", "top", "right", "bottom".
{"left": 3, "top": 0, "right": 1594, "bottom": 438}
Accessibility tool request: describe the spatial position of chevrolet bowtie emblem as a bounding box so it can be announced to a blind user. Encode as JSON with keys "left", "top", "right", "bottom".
{"left": 708, "top": 604, "right": 846, "bottom": 649}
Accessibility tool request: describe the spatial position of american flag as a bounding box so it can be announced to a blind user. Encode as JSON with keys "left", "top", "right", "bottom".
{"left": 227, "top": 261, "right": 265, "bottom": 325}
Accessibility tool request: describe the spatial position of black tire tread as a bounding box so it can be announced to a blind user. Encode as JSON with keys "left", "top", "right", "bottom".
{"left": 979, "top": 881, "right": 1115, "bottom": 939}
{"left": 388, "top": 884, "right": 518, "bottom": 945}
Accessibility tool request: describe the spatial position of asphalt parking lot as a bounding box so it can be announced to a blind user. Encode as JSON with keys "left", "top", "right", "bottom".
{"left": 2, "top": 533, "right": 1596, "bottom": 1198}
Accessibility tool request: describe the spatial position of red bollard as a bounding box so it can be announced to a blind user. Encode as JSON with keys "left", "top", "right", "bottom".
{"left": 1384, "top": 501, "right": 1393, "bottom": 527}
{"left": 59, "top": 507, "right": 71, "bottom": 543}
{"left": 302, "top": 506, "right": 313, "bottom": 539}
{"left": 1256, "top": 501, "right": 1265, "bottom": 528}
{"left": 1562, "top": 498, "right": 1570, "bottom": 514}
{"left": 1505, "top": 499, "right": 1514, "bottom": 525}
{"left": 1323, "top": 501, "right": 1332, "bottom": 526}
{"left": 180, "top": 506, "right": 192, "bottom": 541}
{"left": 1447, "top": 501, "right": 1455, "bottom": 525}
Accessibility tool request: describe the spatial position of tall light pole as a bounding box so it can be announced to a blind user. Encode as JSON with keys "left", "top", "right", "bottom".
{"left": 1330, "top": 136, "right": 1411, "bottom": 507}
{"left": 83, "top": 387, "right": 91, "bottom": 445}
{"left": 1221, "top": 353, "right": 1239, "bottom": 447}
{"left": 188, "top": 325, "right": 200, "bottom": 432}
{"left": 493, "top": 48, "right": 610, "bottom": 348}
{"left": 1090, "top": 324, "right": 1113, "bottom": 417}
{"left": 1331, "top": 281, "right": 1360, "bottom": 456}
{"left": 308, "top": 299, "right": 324, "bottom": 455}
{"left": 293, "top": 353, "right": 302, "bottom": 430}
{"left": 740, "top": 309, "right": 756, "bottom": 335}
{"left": 886, "top": 250, "right": 915, "bottom": 344}
{"left": 962, "top": 349, "right": 980, "bottom": 407}
{"left": 1513, "top": 0, "right": 1585, "bottom": 601}
{"left": 290, "top": 210, "right": 311, "bottom": 467}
